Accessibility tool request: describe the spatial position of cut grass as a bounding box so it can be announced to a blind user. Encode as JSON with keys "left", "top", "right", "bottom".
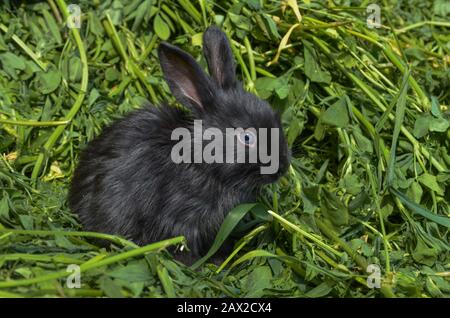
{"left": 0, "top": 0, "right": 449, "bottom": 298}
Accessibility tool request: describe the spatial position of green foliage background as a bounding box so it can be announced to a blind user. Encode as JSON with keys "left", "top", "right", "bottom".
{"left": 0, "top": 0, "right": 449, "bottom": 297}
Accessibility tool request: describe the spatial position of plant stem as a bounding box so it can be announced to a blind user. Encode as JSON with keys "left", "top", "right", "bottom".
{"left": 268, "top": 210, "right": 343, "bottom": 257}
{"left": 395, "top": 20, "right": 450, "bottom": 34}
{"left": 365, "top": 163, "right": 391, "bottom": 274}
{"left": 0, "top": 228, "right": 139, "bottom": 248}
{"left": 102, "top": 14, "right": 158, "bottom": 103}
{"left": 244, "top": 36, "right": 256, "bottom": 81}
{"left": 0, "top": 237, "right": 184, "bottom": 288}
{"left": 311, "top": 35, "right": 446, "bottom": 173}
{"left": 0, "top": 119, "right": 69, "bottom": 126}
{"left": 0, "top": 23, "right": 47, "bottom": 71}
{"left": 31, "top": 0, "right": 89, "bottom": 181}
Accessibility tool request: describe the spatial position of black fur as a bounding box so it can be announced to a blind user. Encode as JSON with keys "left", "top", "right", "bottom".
{"left": 69, "top": 26, "right": 290, "bottom": 265}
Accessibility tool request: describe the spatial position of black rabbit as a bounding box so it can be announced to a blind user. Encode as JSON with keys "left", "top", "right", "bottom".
{"left": 69, "top": 26, "right": 290, "bottom": 265}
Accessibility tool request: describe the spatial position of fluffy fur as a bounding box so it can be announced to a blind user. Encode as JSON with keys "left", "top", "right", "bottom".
{"left": 69, "top": 26, "right": 290, "bottom": 265}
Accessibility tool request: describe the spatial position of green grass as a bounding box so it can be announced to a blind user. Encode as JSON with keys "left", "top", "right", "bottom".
{"left": 0, "top": 0, "right": 449, "bottom": 298}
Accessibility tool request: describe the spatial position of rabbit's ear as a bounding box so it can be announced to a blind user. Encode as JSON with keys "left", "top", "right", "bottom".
{"left": 158, "top": 42, "right": 214, "bottom": 112}
{"left": 203, "top": 26, "right": 237, "bottom": 90}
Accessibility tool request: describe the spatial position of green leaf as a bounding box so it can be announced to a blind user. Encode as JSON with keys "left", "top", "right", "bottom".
{"left": 321, "top": 189, "right": 349, "bottom": 227}
{"left": 433, "top": 0, "right": 450, "bottom": 16}
{"left": 109, "top": 0, "right": 124, "bottom": 25}
{"left": 243, "top": 265, "right": 272, "bottom": 297}
{"left": 99, "top": 277, "right": 125, "bottom": 298}
{"left": 425, "top": 277, "right": 444, "bottom": 297}
{"left": 305, "top": 281, "right": 333, "bottom": 297}
{"left": 244, "top": 0, "right": 262, "bottom": 10}
{"left": 108, "top": 261, "right": 152, "bottom": 282}
{"left": 37, "top": 70, "right": 62, "bottom": 94}
{"left": 352, "top": 126, "right": 373, "bottom": 153}
{"left": 390, "top": 187, "right": 450, "bottom": 228}
{"left": 261, "top": 13, "right": 280, "bottom": 39}
{"left": 411, "top": 237, "right": 438, "bottom": 266}
{"left": 429, "top": 117, "right": 449, "bottom": 133}
{"left": 0, "top": 196, "right": 9, "bottom": 220}
{"left": 321, "top": 97, "right": 349, "bottom": 127}
{"left": 418, "top": 173, "right": 444, "bottom": 196}
{"left": 154, "top": 14, "right": 170, "bottom": 40}
{"left": 131, "top": 0, "right": 153, "bottom": 32}
{"left": 255, "top": 77, "right": 279, "bottom": 98}
{"left": 157, "top": 264, "right": 175, "bottom": 297}
{"left": 303, "top": 42, "right": 331, "bottom": 84}
{"left": 105, "top": 67, "right": 121, "bottom": 82}
{"left": 387, "top": 70, "right": 409, "bottom": 185}
{"left": 286, "top": 114, "right": 304, "bottom": 145}
{"left": 228, "top": 12, "right": 252, "bottom": 31}
{"left": 301, "top": 185, "right": 320, "bottom": 214}
{"left": 88, "top": 88, "right": 100, "bottom": 107}
{"left": 406, "top": 182, "right": 423, "bottom": 204}
{"left": 229, "top": 250, "right": 279, "bottom": 271}
{"left": 68, "top": 56, "right": 82, "bottom": 82}
{"left": 341, "top": 174, "right": 363, "bottom": 195}
{"left": 19, "top": 214, "right": 34, "bottom": 230}
{"left": 0, "top": 52, "right": 26, "bottom": 70}
{"left": 15, "top": 267, "right": 33, "bottom": 279}
{"left": 314, "top": 116, "right": 326, "bottom": 141}
{"left": 430, "top": 96, "right": 443, "bottom": 118}
{"left": 42, "top": 9, "right": 62, "bottom": 44}
{"left": 88, "top": 12, "right": 104, "bottom": 36}
{"left": 191, "top": 203, "right": 256, "bottom": 269}
{"left": 275, "top": 84, "right": 290, "bottom": 99}
{"left": 55, "top": 234, "right": 78, "bottom": 249}
{"left": 413, "top": 115, "right": 430, "bottom": 138}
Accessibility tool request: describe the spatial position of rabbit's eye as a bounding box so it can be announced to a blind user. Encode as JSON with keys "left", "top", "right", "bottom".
{"left": 238, "top": 130, "right": 257, "bottom": 147}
